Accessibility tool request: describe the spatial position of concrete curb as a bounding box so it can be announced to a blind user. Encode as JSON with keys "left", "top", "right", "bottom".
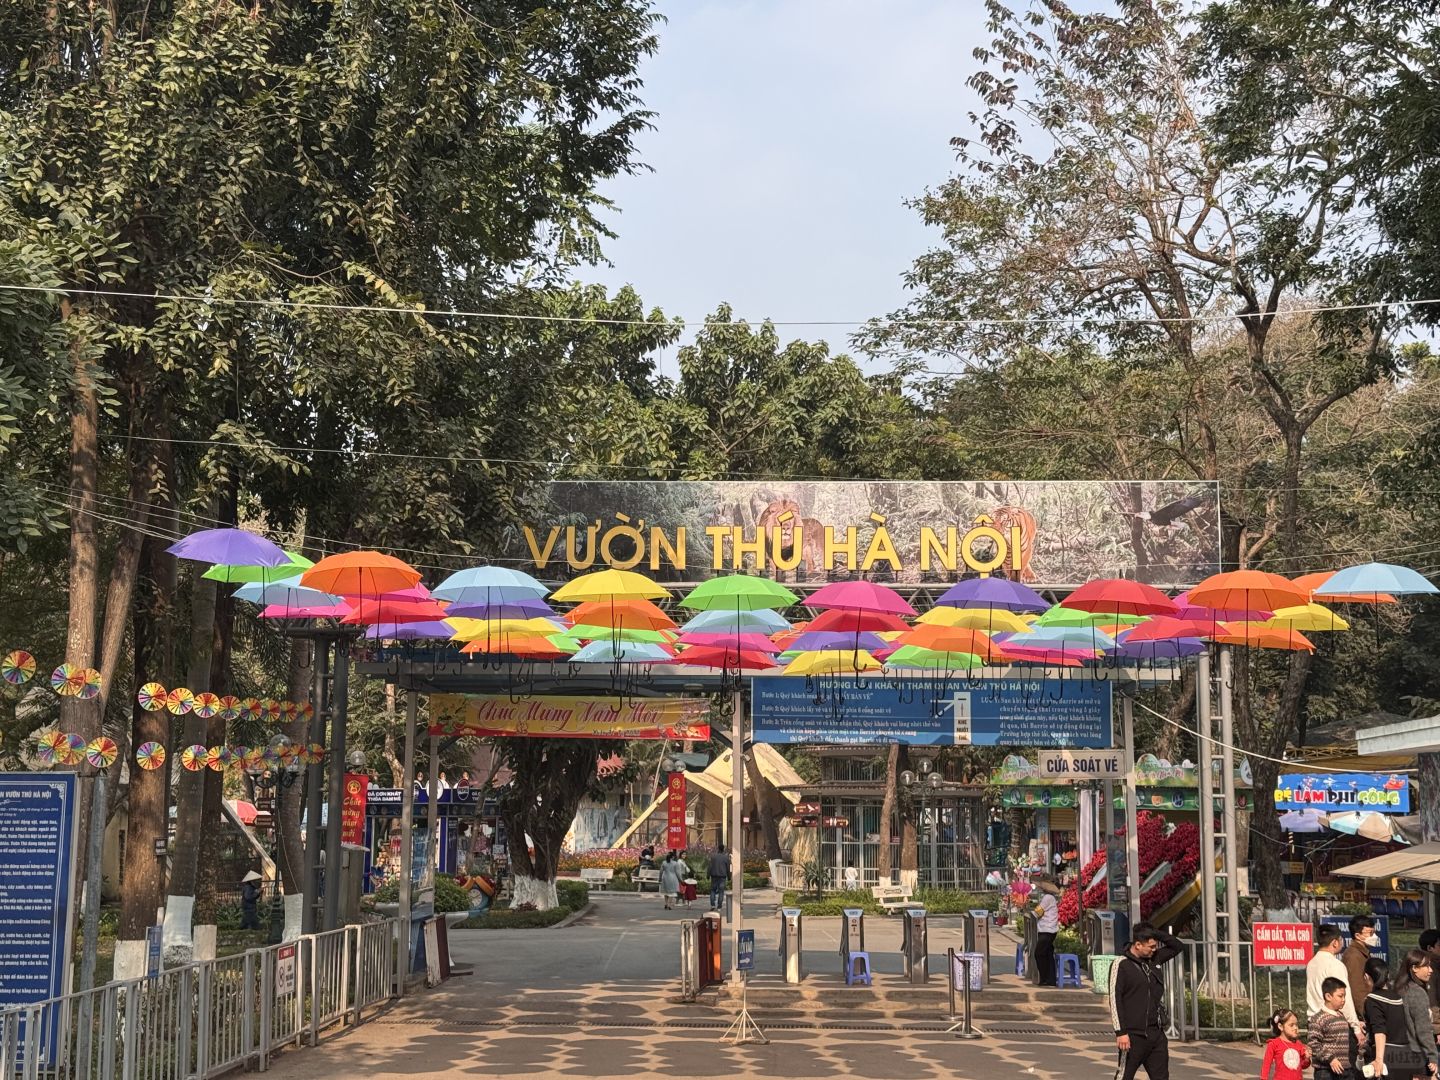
{"left": 551, "top": 902, "right": 594, "bottom": 929}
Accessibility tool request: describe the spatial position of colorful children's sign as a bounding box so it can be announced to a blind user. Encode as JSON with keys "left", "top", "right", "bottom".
{"left": 1274, "top": 773, "right": 1411, "bottom": 813}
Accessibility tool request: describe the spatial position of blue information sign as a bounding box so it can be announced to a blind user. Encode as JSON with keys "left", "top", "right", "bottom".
{"left": 0, "top": 773, "right": 79, "bottom": 1064}
{"left": 146, "top": 924, "right": 163, "bottom": 977}
{"left": 751, "top": 676, "right": 1113, "bottom": 747}
{"left": 1320, "top": 914, "right": 1390, "bottom": 963}
{"left": 737, "top": 929, "right": 755, "bottom": 971}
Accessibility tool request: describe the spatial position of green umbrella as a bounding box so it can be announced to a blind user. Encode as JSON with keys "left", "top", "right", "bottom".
{"left": 559, "top": 623, "right": 672, "bottom": 643}
{"left": 680, "top": 574, "right": 799, "bottom": 612}
{"left": 1034, "top": 604, "right": 1146, "bottom": 629}
{"left": 884, "top": 645, "right": 984, "bottom": 669}
{"left": 203, "top": 551, "right": 313, "bottom": 584}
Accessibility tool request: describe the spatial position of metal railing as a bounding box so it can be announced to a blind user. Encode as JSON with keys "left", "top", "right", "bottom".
{"left": 1161, "top": 938, "right": 1309, "bottom": 1044}
{"left": 1, "top": 918, "right": 404, "bottom": 1080}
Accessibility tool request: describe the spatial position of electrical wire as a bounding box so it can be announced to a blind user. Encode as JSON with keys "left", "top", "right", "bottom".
{"left": 4, "top": 280, "right": 1439, "bottom": 329}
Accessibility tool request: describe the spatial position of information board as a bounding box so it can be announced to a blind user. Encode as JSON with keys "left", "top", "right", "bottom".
{"left": 1252, "top": 922, "right": 1314, "bottom": 967}
{"left": 0, "top": 773, "right": 80, "bottom": 1065}
{"left": 1321, "top": 914, "right": 1391, "bottom": 963}
{"left": 737, "top": 929, "right": 755, "bottom": 971}
{"left": 751, "top": 676, "right": 1112, "bottom": 747}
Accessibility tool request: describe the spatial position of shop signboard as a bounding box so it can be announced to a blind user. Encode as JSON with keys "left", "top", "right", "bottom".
{"left": 1253, "top": 922, "right": 1314, "bottom": 967}
{"left": 752, "top": 676, "right": 1112, "bottom": 747}
{"left": 365, "top": 787, "right": 482, "bottom": 817}
{"left": 0, "top": 773, "right": 79, "bottom": 1067}
{"left": 1275, "top": 773, "right": 1410, "bottom": 813}
{"left": 430, "top": 693, "right": 710, "bottom": 741}
{"left": 1037, "top": 749, "right": 1123, "bottom": 781}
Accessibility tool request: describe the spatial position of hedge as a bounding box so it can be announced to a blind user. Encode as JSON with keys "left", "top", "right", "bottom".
{"left": 559, "top": 846, "right": 769, "bottom": 875}
{"left": 778, "top": 888, "right": 999, "bottom": 917}
{"left": 457, "top": 907, "right": 572, "bottom": 930}
{"left": 372, "top": 874, "right": 472, "bottom": 913}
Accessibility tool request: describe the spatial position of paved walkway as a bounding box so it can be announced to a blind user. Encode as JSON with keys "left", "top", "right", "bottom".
{"left": 261, "top": 891, "right": 1257, "bottom": 1079}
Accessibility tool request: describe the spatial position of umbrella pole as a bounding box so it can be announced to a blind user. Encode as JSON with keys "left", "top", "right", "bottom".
{"left": 730, "top": 692, "right": 745, "bottom": 986}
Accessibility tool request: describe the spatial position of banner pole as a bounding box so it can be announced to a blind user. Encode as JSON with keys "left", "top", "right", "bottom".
{"left": 731, "top": 692, "right": 744, "bottom": 986}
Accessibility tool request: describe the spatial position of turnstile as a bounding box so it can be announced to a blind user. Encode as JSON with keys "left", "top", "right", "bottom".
{"left": 779, "top": 906, "right": 804, "bottom": 983}
{"left": 901, "top": 907, "right": 929, "bottom": 983}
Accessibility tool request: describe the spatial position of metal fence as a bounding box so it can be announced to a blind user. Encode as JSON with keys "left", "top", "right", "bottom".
{"left": 1162, "top": 938, "right": 1309, "bottom": 1044}
{"left": 1, "top": 918, "right": 403, "bottom": 1080}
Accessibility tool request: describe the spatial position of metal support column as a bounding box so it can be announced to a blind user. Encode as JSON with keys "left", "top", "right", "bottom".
{"left": 1218, "top": 645, "right": 1245, "bottom": 994}
{"left": 301, "top": 641, "right": 330, "bottom": 935}
{"left": 422, "top": 728, "right": 440, "bottom": 896}
{"left": 398, "top": 690, "right": 418, "bottom": 944}
{"left": 322, "top": 635, "right": 349, "bottom": 930}
{"left": 1197, "top": 649, "right": 1220, "bottom": 990}
{"left": 730, "top": 693, "right": 745, "bottom": 986}
{"left": 1121, "top": 695, "right": 1142, "bottom": 929}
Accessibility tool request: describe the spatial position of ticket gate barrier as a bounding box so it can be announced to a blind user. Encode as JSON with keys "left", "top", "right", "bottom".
{"left": 963, "top": 909, "right": 991, "bottom": 984}
{"left": 901, "top": 907, "right": 929, "bottom": 984}
{"left": 840, "top": 908, "right": 865, "bottom": 967}
{"left": 779, "top": 907, "right": 804, "bottom": 984}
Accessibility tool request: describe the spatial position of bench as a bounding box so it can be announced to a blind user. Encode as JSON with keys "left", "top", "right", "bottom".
{"left": 872, "top": 885, "right": 917, "bottom": 913}
{"left": 579, "top": 868, "right": 613, "bottom": 890}
{"left": 636, "top": 868, "right": 662, "bottom": 893}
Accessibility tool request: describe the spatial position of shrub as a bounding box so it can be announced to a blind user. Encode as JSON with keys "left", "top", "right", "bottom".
{"left": 913, "top": 889, "right": 999, "bottom": 914}
{"left": 781, "top": 889, "right": 883, "bottom": 916}
{"left": 372, "top": 874, "right": 473, "bottom": 913}
{"left": 1330, "top": 901, "right": 1374, "bottom": 917}
{"left": 457, "top": 907, "right": 572, "bottom": 930}
{"left": 558, "top": 846, "right": 770, "bottom": 874}
{"left": 555, "top": 880, "right": 590, "bottom": 911}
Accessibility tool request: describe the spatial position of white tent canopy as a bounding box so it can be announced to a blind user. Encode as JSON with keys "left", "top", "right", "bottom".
{"left": 1336, "top": 842, "right": 1440, "bottom": 884}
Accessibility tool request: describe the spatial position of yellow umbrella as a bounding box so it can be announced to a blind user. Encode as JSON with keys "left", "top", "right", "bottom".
{"left": 446, "top": 617, "right": 562, "bottom": 641}
{"left": 782, "top": 650, "right": 881, "bottom": 675}
{"left": 1261, "top": 603, "right": 1350, "bottom": 633}
{"left": 916, "top": 607, "right": 1033, "bottom": 634}
{"left": 550, "top": 569, "right": 670, "bottom": 603}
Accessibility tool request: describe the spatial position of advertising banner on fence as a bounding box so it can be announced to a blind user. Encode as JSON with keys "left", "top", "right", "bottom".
{"left": 751, "top": 676, "right": 1113, "bottom": 747}
{"left": 498, "top": 480, "right": 1221, "bottom": 587}
{"left": 1253, "top": 922, "right": 1314, "bottom": 967}
{"left": 1275, "top": 773, "right": 1411, "bottom": 813}
{"left": 430, "top": 694, "right": 711, "bottom": 741}
{"left": 341, "top": 773, "right": 368, "bottom": 846}
{"left": 666, "top": 773, "right": 687, "bottom": 851}
{"left": 0, "top": 773, "right": 79, "bottom": 1066}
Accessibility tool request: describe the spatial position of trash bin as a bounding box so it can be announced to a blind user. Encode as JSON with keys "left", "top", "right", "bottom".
{"left": 963, "top": 909, "right": 991, "bottom": 984}
{"left": 1090, "top": 954, "right": 1120, "bottom": 997}
{"left": 840, "top": 908, "right": 865, "bottom": 969}
{"left": 901, "top": 907, "right": 929, "bottom": 984}
{"left": 779, "top": 907, "right": 803, "bottom": 984}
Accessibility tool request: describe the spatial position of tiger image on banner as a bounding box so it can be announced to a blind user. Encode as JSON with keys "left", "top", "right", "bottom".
{"left": 989, "top": 506, "right": 1038, "bottom": 583}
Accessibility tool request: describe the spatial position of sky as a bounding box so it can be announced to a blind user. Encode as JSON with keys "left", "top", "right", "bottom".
{"left": 589, "top": 0, "right": 990, "bottom": 368}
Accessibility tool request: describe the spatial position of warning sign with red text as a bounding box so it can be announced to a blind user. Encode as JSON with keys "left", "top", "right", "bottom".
{"left": 1253, "top": 922, "right": 1313, "bottom": 967}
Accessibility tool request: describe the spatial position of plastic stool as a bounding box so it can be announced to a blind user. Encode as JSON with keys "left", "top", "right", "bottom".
{"left": 846, "top": 951, "right": 873, "bottom": 986}
{"left": 1015, "top": 941, "right": 1026, "bottom": 978}
{"left": 1056, "top": 953, "right": 1083, "bottom": 988}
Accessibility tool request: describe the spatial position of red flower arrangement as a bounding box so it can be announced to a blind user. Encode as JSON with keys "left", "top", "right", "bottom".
{"left": 1056, "top": 811, "right": 1202, "bottom": 926}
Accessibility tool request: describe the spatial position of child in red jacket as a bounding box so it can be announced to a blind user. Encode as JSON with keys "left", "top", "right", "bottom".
{"left": 1262, "top": 1009, "right": 1312, "bottom": 1080}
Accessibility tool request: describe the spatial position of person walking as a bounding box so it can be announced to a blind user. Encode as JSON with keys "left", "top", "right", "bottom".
{"left": 1308, "top": 924, "right": 1367, "bottom": 1050}
{"left": 1261, "top": 1009, "right": 1311, "bottom": 1080}
{"left": 1364, "top": 956, "right": 1417, "bottom": 1080}
{"left": 1395, "top": 948, "right": 1440, "bottom": 1078}
{"left": 1421, "top": 930, "right": 1440, "bottom": 1041}
{"left": 240, "top": 871, "right": 263, "bottom": 930}
{"left": 1109, "top": 921, "right": 1184, "bottom": 1080}
{"left": 660, "top": 850, "right": 685, "bottom": 911}
{"left": 1345, "top": 915, "right": 1380, "bottom": 1015}
{"left": 707, "top": 845, "right": 730, "bottom": 912}
{"left": 1032, "top": 876, "right": 1061, "bottom": 987}
{"left": 1309, "top": 976, "right": 1357, "bottom": 1080}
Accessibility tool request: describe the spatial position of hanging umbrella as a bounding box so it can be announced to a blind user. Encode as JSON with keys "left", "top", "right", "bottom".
{"left": 342, "top": 597, "right": 449, "bottom": 624}
{"left": 1262, "top": 604, "right": 1350, "bottom": 633}
{"left": 1106, "top": 637, "right": 1207, "bottom": 661}
{"left": 991, "top": 645, "right": 1087, "bottom": 667}
{"left": 260, "top": 602, "right": 351, "bottom": 619}
{"left": 895, "top": 624, "right": 1008, "bottom": 661}
{"left": 203, "top": 551, "right": 313, "bottom": 584}
{"left": 1211, "top": 625, "right": 1316, "bottom": 651}
{"left": 1171, "top": 590, "right": 1271, "bottom": 625}
{"left": 570, "top": 640, "right": 672, "bottom": 663}
{"left": 1121, "top": 616, "right": 1223, "bottom": 641}
{"left": 682, "top": 608, "right": 790, "bottom": 635}
{"left": 447, "top": 617, "right": 566, "bottom": 641}
{"left": 302, "top": 551, "right": 421, "bottom": 597}
{"left": 680, "top": 575, "right": 799, "bottom": 611}
{"left": 461, "top": 635, "right": 578, "bottom": 658}
{"left": 363, "top": 621, "right": 455, "bottom": 640}
{"left": 934, "top": 577, "right": 1048, "bottom": 613}
{"left": 564, "top": 598, "right": 676, "bottom": 631}
{"left": 805, "top": 580, "right": 916, "bottom": 617}
{"left": 234, "top": 575, "right": 343, "bottom": 608}
{"left": 783, "top": 629, "right": 889, "bottom": 653}
{"left": 444, "top": 598, "right": 556, "bottom": 620}
{"left": 551, "top": 569, "right": 670, "bottom": 603}
{"left": 806, "top": 608, "right": 911, "bottom": 634}
{"left": 1016, "top": 626, "right": 1118, "bottom": 651}
{"left": 782, "top": 649, "right": 881, "bottom": 675}
{"left": 562, "top": 623, "right": 672, "bottom": 643}
{"left": 676, "top": 632, "right": 781, "bottom": 653}
{"left": 1278, "top": 809, "right": 1326, "bottom": 833}
{"left": 1292, "top": 571, "right": 1397, "bottom": 605}
{"left": 667, "top": 645, "right": 778, "bottom": 670}
{"left": 432, "top": 566, "right": 549, "bottom": 604}
{"left": 1326, "top": 811, "right": 1407, "bottom": 843}
{"left": 915, "top": 606, "right": 1031, "bottom": 634}
{"left": 1188, "top": 570, "right": 1309, "bottom": 613}
{"left": 1035, "top": 605, "right": 1148, "bottom": 628}
{"left": 167, "top": 528, "right": 289, "bottom": 568}
{"left": 1062, "top": 578, "right": 1178, "bottom": 617}
{"left": 1314, "top": 562, "right": 1438, "bottom": 598}
{"left": 883, "top": 645, "right": 984, "bottom": 669}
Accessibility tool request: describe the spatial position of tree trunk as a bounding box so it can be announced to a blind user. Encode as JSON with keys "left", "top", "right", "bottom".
{"left": 1152, "top": 672, "right": 1197, "bottom": 763}
{"left": 194, "top": 566, "right": 236, "bottom": 930}
{"left": 277, "top": 637, "right": 312, "bottom": 939}
{"left": 877, "top": 744, "right": 899, "bottom": 881}
{"left": 499, "top": 739, "right": 603, "bottom": 911}
{"left": 744, "top": 750, "right": 783, "bottom": 860}
{"left": 1248, "top": 754, "right": 1288, "bottom": 911}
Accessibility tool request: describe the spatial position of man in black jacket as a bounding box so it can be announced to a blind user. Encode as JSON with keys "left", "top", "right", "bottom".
{"left": 1108, "top": 921, "right": 1183, "bottom": 1080}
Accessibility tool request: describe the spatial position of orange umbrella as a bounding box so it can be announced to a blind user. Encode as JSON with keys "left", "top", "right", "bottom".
{"left": 1292, "top": 571, "right": 1396, "bottom": 604}
{"left": 301, "top": 551, "right": 420, "bottom": 597}
{"left": 564, "top": 598, "right": 676, "bottom": 631}
{"left": 895, "top": 624, "right": 1009, "bottom": 661}
{"left": 1211, "top": 625, "right": 1316, "bottom": 651}
{"left": 1188, "top": 570, "right": 1308, "bottom": 613}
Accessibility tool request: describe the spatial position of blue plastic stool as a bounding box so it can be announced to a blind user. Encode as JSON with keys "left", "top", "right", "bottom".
{"left": 1056, "top": 953, "right": 1083, "bottom": 988}
{"left": 1015, "top": 941, "right": 1026, "bottom": 977}
{"left": 846, "top": 951, "right": 873, "bottom": 986}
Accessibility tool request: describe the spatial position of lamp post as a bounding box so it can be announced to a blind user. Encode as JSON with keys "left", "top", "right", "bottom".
{"left": 248, "top": 734, "right": 304, "bottom": 943}
{"left": 901, "top": 760, "right": 945, "bottom": 887}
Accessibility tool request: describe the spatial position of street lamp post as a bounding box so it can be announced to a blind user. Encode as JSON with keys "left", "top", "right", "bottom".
{"left": 248, "top": 734, "right": 304, "bottom": 943}
{"left": 901, "top": 760, "right": 944, "bottom": 888}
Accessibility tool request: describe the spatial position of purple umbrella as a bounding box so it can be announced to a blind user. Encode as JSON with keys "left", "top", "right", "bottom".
{"left": 1106, "top": 636, "right": 1207, "bottom": 661}
{"left": 935, "top": 577, "right": 1048, "bottom": 613}
{"left": 787, "top": 630, "right": 888, "bottom": 653}
{"left": 167, "top": 527, "right": 289, "bottom": 567}
{"left": 364, "top": 621, "right": 454, "bottom": 640}
{"left": 443, "top": 598, "right": 555, "bottom": 620}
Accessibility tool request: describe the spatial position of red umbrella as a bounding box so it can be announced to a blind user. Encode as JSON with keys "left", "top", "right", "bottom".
{"left": 342, "top": 597, "right": 448, "bottom": 624}
{"left": 807, "top": 608, "right": 911, "bottom": 634}
{"left": 806, "top": 580, "right": 917, "bottom": 617}
{"left": 667, "top": 645, "right": 778, "bottom": 670}
{"left": 1063, "top": 578, "right": 1178, "bottom": 617}
{"left": 1121, "top": 616, "right": 1225, "bottom": 642}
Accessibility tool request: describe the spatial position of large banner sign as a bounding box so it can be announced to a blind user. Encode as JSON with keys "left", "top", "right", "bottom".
{"left": 430, "top": 694, "right": 711, "bottom": 740}
{"left": 0, "top": 774, "right": 79, "bottom": 1067}
{"left": 499, "top": 480, "right": 1221, "bottom": 587}
{"left": 340, "top": 774, "right": 368, "bottom": 846}
{"left": 751, "top": 676, "right": 1113, "bottom": 747}
{"left": 1275, "top": 773, "right": 1411, "bottom": 813}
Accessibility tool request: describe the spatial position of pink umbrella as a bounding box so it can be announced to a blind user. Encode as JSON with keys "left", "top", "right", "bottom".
{"left": 260, "top": 602, "right": 352, "bottom": 619}
{"left": 1122, "top": 616, "right": 1225, "bottom": 642}
{"left": 806, "top": 580, "right": 917, "bottom": 617}
{"left": 677, "top": 632, "right": 781, "bottom": 653}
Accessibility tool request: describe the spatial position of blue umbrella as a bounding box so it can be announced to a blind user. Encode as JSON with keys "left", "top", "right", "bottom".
{"left": 433, "top": 566, "right": 549, "bottom": 604}
{"left": 570, "top": 640, "right": 672, "bottom": 663}
{"left": 1314, "top": 562, "right": 1438, "bottom": 597}
{"left": 168, "top": 527, "right": 290, "bottom": 567}
{"left": 682, "top": 608, "right": 790, "bottom": 634}
{"left": 1015, "top": 626, "right": 1118, "bottom": 651}
{"left": 935, "top": 577, "right": 1048, "bottom": 613}
{"left": 234, "top": 575, "right": 342, "bottom": 608}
